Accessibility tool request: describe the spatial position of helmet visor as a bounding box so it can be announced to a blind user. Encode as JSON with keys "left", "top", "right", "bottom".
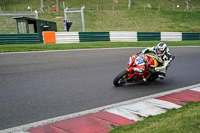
{"left": 157, "top": 49, "right": 164, "bottom": 54}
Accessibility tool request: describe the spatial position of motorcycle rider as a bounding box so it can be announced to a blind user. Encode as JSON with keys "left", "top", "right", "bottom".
{"left": 139, "top": 42, "right": 173, "bottom": 79}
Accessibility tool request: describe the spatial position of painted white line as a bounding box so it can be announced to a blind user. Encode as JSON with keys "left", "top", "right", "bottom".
{"left": 0, "top": 46, "right": 200, "bottom": 55}
{"left": 190, "top": 87, "right": 200, "bottom": 92}
{"left": 12, "top": 131, "right": 29, "bottom": 133}
{"left": 1, "top": 83, "right": 200, "bottom": 133}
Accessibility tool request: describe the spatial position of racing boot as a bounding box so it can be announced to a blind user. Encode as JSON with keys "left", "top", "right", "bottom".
{"left": 158, "top": 72, "right": 166, "bottom": 80}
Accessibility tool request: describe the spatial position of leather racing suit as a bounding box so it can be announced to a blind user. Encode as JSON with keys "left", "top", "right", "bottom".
{"left": 141, "top": 46, "right": 173, "bottom": 77}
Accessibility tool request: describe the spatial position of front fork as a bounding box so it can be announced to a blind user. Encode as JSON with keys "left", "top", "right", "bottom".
{"left": 126, "top": 68, "right": 136, "bottom": 82}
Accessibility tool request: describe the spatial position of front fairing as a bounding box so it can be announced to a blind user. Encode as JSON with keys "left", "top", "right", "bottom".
{"left": 127, "top": 55, "right": 146, "bottom": 71}
{"left": 126, "top": 54, "right": 152, "bottom": 82}
{"left": 133, "top": 65, "right": 146, "bottom": 74}
{"left": 146, "top": 54, "right": 159, "bottom": 67}
{"left": 127, "top": 55, "right": 137, "bottom": 73}
{"left": 126, "top": 55, "right": 147, "bottom": 81}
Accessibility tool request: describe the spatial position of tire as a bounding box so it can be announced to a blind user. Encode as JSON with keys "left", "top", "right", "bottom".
{"left": 113, "top": 70, "right": 129, "bottom": 87}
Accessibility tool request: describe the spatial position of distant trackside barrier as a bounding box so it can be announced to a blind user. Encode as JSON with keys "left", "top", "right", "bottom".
{"left": 43, "top": 32, "right": 199, "bottom": 44}
{"left": 0, "top": 32, "right": 199, "bottom": 44}
{"left": 79, "top": 32, "right": 110, "bottom": 42}
{"left": 161, "top": 32, "right": 182, "bottom": 41}
{"left": 55, "top": 32, "right": 79, "bottom": 44}
{"left": 110, "top": 31, "right": 137, "bottom": 42}
{"left": 137, "top": 32, "right": 161, "bottom": 41}
{"left": 0, "top": 33, "right": 42, "bottom": 44}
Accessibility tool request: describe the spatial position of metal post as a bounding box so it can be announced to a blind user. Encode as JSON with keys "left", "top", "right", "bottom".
{"left": 64, "top": 8, "right": 68, "bottom": 32}
{"left": 35, "top": 10, "right": 38, "bottom": 19}
{"left": 63, "top": 2, "right": 65, "bottom": 10}
{"left": 81, "top": 6, "right": 85, "bottom": 32}
{"left": 128, "top": 0, "right": 131, "bottom": 9}
{"left": 64, "top": 8, "right": 68, "bottom": 21}
{"left": 64, "top": 6, "right": 85, "bottom": 32}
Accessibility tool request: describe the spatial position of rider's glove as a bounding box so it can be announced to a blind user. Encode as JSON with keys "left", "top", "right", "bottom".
{"left": 136, "top": 51, "right": 142, "bottom": 56}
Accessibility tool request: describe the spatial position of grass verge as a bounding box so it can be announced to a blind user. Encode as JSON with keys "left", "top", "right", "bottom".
{"left": 109, "top": 101, "right": 200, "bottom": 133}
{"left": 0, "top": 41, "right": 200, "bottom": 53}
{"left": 1, "top": 0, "right": 200, "bottom": 32}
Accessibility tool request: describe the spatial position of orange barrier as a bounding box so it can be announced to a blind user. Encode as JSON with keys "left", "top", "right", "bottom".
{"left": 43, "top": 31, "right": 56, "bottom": 43}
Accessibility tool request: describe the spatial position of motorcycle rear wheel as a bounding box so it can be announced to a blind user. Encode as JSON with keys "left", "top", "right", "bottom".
{"left": 113, "top": 70, "right": 129, "bottom": 87}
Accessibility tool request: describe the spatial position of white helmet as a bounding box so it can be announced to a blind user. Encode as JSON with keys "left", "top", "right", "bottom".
{"left": 155, "top": 42, "right": 167, "bottom": 56}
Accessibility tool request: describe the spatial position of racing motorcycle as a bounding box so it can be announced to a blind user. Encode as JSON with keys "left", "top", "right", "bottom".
{"left": 113, "top": 53, "right": 175, "bottom": 87}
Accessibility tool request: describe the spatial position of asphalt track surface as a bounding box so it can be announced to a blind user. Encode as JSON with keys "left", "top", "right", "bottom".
{"left": 0, "top": 47, "right": 200, "bottom": 130}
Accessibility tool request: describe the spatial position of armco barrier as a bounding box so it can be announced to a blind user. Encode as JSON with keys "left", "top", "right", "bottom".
{"left": 79, "top": 32, "right": 110, "bottom": 42}
{"left": 137, "top": 32, "right": 161, "bottom": 41}
{"left": 110, "top": 31, "right": 137, "bottom": 42}
{"left": 52, "top": 32, "right": 199, "bottom": 44}
{"left": 55, "top": 32, "right": 79, "bottom": 43}
{"left": 0, "top": 33, "right": 42, "bottom": 44}
{"left": 161, "top": 32, "right": 182, "bottom": 41}
{"left": 1, "top": 32, "right": 198, "bottom": 44}
{"left": 182, "top": 32, "right": 200, "bottom": 41}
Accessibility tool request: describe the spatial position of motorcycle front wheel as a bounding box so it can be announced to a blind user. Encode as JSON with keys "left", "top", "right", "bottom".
{"left": 113, "top": 70, "right": 130, "bottom": 87}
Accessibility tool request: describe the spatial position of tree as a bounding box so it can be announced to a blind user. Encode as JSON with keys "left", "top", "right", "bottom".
{"left": 40, "top": 0, "right": 44, "bottom": 11}
{"left": 56, "top": 0, "right": 60, "bottom": 11}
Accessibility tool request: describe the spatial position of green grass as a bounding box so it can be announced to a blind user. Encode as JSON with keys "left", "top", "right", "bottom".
{"left": 0, "top": 41, "right": 200, "bottom": 52}
{"left": 1, "top": 0, "right": 200, "bottom": 11}
{"left": 39, "top": 9, "right": 200, "bottom": 32}
{"left": 109, "top": 101, "right": 200, "bottom": 133}
{"left": 0, "top": 0, "right": 200, "bottom": 32}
